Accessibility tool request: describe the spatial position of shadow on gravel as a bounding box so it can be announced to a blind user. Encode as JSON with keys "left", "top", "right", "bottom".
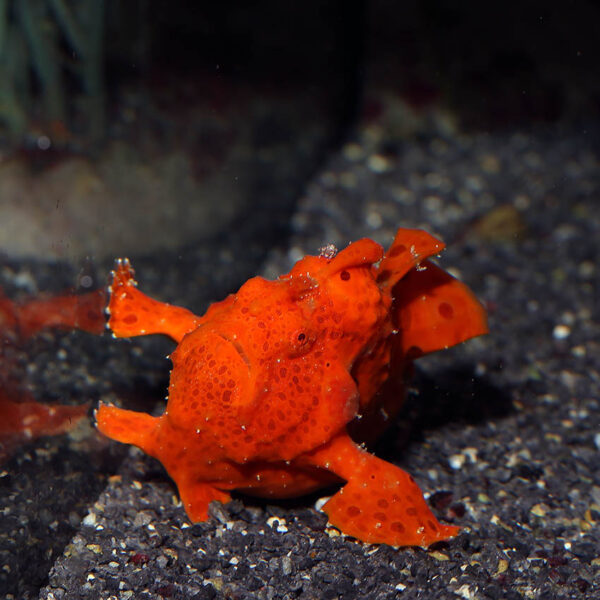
{"left": 378, "top": 364, "right": 513, "bottom": 456}
{"left": 0, "top": 440, "right": 126, "bottom": 600}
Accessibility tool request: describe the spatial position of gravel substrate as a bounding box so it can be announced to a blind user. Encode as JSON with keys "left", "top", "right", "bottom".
{"left": 3, "top": 118, "right": 598, "bottom": 600}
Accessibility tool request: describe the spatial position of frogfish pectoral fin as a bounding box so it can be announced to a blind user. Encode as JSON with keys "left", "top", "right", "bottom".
{"left": 303, "top": 433, "right": 459, "bottom": 547}
{"left": 95, "top": 403, "right": 158, "bottom": 455}
{"left": 108, "top": 259, "right": 200, "bottom": 343}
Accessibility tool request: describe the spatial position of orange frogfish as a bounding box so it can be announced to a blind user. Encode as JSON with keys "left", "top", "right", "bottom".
{"left": 96, "top": 228, "right": 488, "bottom": 547}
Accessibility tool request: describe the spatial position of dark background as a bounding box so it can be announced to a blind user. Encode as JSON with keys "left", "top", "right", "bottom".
{"left": 1, "top": 2, "right": 598, "bottom": 599}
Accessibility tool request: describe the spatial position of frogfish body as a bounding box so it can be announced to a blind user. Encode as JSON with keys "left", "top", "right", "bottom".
{"left": 96, "top": 228, "right": 488, "bottom": 547}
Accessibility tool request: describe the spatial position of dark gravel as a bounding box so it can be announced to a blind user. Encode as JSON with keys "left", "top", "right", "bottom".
{"left": 1, "top": 118, "right": 598, "bottom": 600}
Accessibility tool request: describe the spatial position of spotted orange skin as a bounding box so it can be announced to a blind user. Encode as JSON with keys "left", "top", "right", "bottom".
{"left": 96, "top": 228, "right": 488, "bottom": 547}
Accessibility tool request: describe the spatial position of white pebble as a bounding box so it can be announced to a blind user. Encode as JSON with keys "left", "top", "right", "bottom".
{"left": 449, "top": 454, "right": 466, "bottom": 470}
{"left": 553, "top": 324, "right": 571, "bottom": 340}
{"left": 367, "top": 154, "right": 392, "bottom": 173}
{"left": 366, "top": 210, "right": 383, "bottom": 228}
{"left": 82, "top": 512, "right": 97, "bottom": 526}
